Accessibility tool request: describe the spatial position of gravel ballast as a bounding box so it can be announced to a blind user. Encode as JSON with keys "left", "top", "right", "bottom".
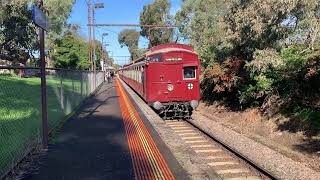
{"left": 192, "top": 112, "right": 320, "bottom": 180}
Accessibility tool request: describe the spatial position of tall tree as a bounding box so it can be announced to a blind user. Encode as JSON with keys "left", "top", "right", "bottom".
{"left": 52, "top": 33, "right": 90, "bottom": 70}
{"left": 52, "top": 25, "right": 108, "bottom": 70}
{"left": 0, "top": 2, "right": 37, "bottom": 65}
{"left": 288, "top": 1, "right": 320, "bottom": 49}
{"left": 140, "top": 0, "right": 173, "bottom": 47}
{"left": 118, "top": 29, "right": 141, "bottom": 61}
{"left": 44, "top": 0, "right": 75, "bottom": 50}
{"left": 0, "top": 0, "right": 75, "bottom": 64}
{"left": 223, "top": 0, "right": 312, "bottom": 59}
{"left": 175, "top": 0, "right": 229, "bottom": 68}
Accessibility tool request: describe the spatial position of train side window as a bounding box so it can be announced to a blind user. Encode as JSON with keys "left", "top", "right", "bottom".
{"left": 135, "top": 67, "right": 137, "bottom": 81}
{"left": 183, "top": 66, "right": 196, "bottom": 80}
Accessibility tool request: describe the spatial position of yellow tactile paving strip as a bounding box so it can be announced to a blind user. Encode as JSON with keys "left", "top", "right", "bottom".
{"left": 116, "top": 79, "right": 175, "bottom": 180}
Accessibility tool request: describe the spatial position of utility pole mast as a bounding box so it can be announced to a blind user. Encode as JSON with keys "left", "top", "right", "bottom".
{"left": 91, "top": 2, "right": 104, "bottom": 87}
{"left": 87, "top": 0, "right": 92, "bottom": 70}
{"left": 92, "top": 0, "right": 96, "bottom": 87}
{"left": 101, "top": 32, "right": 108, "bottom": 70}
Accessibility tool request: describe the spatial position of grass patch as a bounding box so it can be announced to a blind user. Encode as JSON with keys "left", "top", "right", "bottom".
{"left": 0, "top": 75, "right": 92, "bottom": 176}
{"left": 296, "top": 108, "right": 320, "bottom": 130}
{"left": 279, "top": 105, "right": 320, "bottom": 135}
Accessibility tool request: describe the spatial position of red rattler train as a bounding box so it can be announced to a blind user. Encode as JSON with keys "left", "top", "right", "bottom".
{"left": 118, "top": 43, "right": 200, "bottom": 119}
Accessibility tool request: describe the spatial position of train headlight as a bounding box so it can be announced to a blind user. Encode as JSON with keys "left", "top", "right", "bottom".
{"left": 167, "top": 83, "right": 174, "bottom": 92}
{"left": 190, "top": 100, "right": 199, "bottom": 109}
{"left": 152, "top": 101, "right": 163, "bottom": 110}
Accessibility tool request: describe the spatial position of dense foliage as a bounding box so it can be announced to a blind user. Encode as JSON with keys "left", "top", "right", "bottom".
{"left": 118, "top": 29, "right": 141, "bottom": 61}
{"left": 0, "top": 0, "right": 75, "bottom": 65}
{"left": 0, "top": 2, "right": 37, "bottom": 65}
{"left": 177, "top": 0, "right": 320, "bottom": 130}
{"left": 52, "top": 25, "right": 107, "bottom": 70}
{"left": 52, "top": 34, "right": 90, "bottom": 70}
{"left": 140, "top": 0, "right": 173, "bottom": 47}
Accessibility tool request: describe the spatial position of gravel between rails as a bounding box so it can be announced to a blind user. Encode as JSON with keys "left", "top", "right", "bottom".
{"left": 191, "top": 112, "right": 320, "bottom": 180}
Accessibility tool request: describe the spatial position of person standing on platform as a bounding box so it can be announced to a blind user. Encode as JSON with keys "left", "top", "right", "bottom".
{"left": 106, "top": 71, "right": 111, "bottom": 83}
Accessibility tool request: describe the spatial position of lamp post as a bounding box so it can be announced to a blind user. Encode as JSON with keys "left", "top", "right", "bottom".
{"left": 92, "top": 2, "right": 104, "bottom": 87}
{"left": 101, "top": 33, "right": 108, "bottom": 71}
{"left": 101, "top": 33, "right": 108, "bottom": 56}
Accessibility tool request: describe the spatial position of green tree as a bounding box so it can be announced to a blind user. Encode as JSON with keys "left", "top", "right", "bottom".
{"left": 140, "top": 0, "right": 173, "bottom": 47}
{"left": 94, "top": 39, "right": 108, "bottom": 70}
{"left": 52, "top": 34, "right": 90, "bottom": 70}
{"left": 118, "top": 29, "right": 141, "bottom": 61}
{"left": 175, "top": 0, "right": 228, "bottom": 69}
{"left": 0, "top": 0, "right": 75, "bottom": 64}
{"left": 0, "top": 2, "right": 38, "bottom": 65}
{"left": 287, "top": 1, "right": 320, "bottom": 49}
{"left": 45, "top": 0, "right": 75, "bottom": 50}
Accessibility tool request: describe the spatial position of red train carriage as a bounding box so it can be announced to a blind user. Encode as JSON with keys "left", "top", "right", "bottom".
{"left": 118, "top": 43, "right": 200, "bottom": 119}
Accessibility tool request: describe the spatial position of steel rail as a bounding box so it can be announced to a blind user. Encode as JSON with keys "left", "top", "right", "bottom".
{"left": 184, "top": 118, "right": 277, "bottom": 180}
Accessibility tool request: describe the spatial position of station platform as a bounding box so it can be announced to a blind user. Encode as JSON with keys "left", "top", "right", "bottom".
{"left": 23, "top": 79, "right": 187, "bottom": 180}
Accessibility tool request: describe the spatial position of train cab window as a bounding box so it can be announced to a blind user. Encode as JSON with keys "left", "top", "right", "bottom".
{"left": 147, "top": 54, "right": 163, "bottom": 62}
{"left": 183, "top": 66, "right": 196, "bottom": 79}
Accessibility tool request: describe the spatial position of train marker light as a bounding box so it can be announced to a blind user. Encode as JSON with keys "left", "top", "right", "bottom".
{"left": 167, "top": 84, "right": 174, "bottom": 92}
{"left": 188, "top": 83, "right": 194, "bottom": 90}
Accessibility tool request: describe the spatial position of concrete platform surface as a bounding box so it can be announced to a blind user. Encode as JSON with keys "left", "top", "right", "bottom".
{"left": 22, "top": 82, "right": 186, "bottom": 180}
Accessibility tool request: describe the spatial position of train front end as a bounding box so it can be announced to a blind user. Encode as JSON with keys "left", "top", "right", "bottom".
{"left": 145, "top": 43, "right": 200, "bottom": 119}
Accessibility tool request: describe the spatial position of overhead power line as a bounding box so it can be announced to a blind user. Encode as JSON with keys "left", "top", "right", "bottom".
{"left": 88, "top": 24, "right": 178, "bottom": 28}
{"left": 110, "top": 55, "right": 131, "bottom": 57}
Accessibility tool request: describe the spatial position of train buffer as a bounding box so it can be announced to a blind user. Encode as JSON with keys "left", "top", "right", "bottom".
{"left": 22, "top": 80, "right": 188, "bottom": 180}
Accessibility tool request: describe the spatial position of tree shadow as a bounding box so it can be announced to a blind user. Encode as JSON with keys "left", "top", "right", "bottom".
{"left": 21, "top": 83, "right": 137, "bottom": 179}
{"left": 276, "top": 108, "right": 320, "bottom": 155}
{"left": 277, "top": 106, "right": 320, "bottom": 135}
{"left": 22, "top": 114, "right": 135, "bottom": 180}
{"left": 292, "top": 138, "right": 320, "bottom": 155}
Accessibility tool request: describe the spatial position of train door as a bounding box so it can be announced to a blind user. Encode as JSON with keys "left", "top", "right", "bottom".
{"left": 161, "top": 52, "right": 184, "bottom": 101}
{"left": 162, "top": 65, "right": 183, "bottom": 100}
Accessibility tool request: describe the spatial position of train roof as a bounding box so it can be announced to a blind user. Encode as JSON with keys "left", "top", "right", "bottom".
{"left": 120, "top": 43, "right": 197, "bottom": 68}
{"left": 146, "top": 43, "right": 196, "bottom": 56}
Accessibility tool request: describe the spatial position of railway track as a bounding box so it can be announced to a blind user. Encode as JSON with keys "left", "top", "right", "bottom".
{"left": 165, "top": 119, "right": 277, "bottom": 180}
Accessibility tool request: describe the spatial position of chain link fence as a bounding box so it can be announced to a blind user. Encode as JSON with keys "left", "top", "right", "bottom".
{"left": 0, "top": 67, "right": 105, "bottom": 178}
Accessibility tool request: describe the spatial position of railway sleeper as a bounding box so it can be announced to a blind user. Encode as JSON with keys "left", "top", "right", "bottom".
{"left": 155, "top": 102, "right": 192, "bottom": 120}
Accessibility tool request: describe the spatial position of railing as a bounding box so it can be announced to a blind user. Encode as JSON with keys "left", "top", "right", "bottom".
{"left": 0, "top": 67, "right": 105, "bottom": 178}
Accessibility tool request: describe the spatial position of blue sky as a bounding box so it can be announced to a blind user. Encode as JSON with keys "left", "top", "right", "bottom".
{"left": 67, "top": 0, "right": 182, "bottom": 65}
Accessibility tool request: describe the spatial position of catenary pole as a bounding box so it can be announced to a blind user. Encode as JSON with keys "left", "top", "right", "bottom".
{"left": 87, "top": 0, "right": 92, "bottom": 70}
{"left": 92, "top": 0, "right": 96, "bottom": 87}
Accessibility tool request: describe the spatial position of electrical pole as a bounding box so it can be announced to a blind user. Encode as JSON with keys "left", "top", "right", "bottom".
{"left": 101, "top": 33, "right": 108, "bottom": 70}
{"left": 91, "top": 2, "right": 104, "bottom": 87}
{"left": 87, "top": 0, "right": 92, "bottom": 70}
{"left": 92, "top": 0, "right": 96, "bottom": 87}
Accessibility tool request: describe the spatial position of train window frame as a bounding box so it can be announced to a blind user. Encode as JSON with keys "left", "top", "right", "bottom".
{"left": 147, "top": 54, "right": 163, "bottom": 62}
{"left": 183, "top": 66, "right": 197, "bottom": 80}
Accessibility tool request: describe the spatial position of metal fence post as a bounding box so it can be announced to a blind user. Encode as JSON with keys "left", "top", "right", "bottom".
{"left": 60, "top": 72, "right": 64, "bottom": 110}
